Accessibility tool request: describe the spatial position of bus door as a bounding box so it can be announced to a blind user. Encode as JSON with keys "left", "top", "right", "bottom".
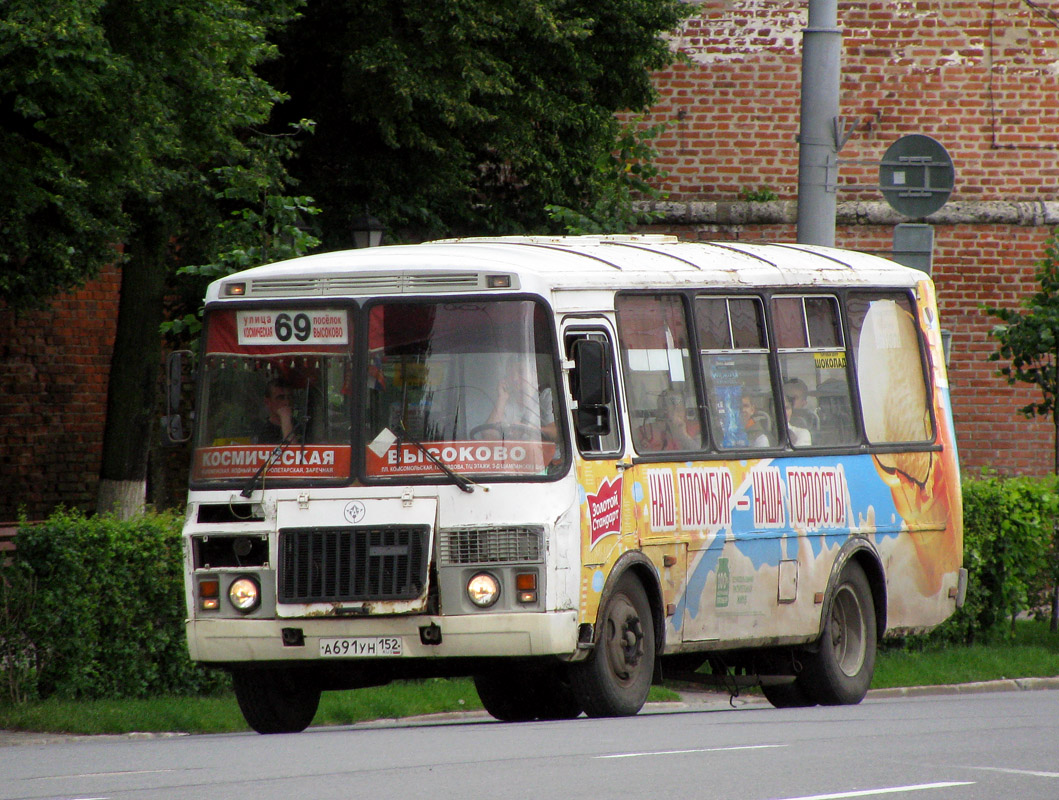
{"left": 563, "top": 319, "right": 689, "bottom": 651}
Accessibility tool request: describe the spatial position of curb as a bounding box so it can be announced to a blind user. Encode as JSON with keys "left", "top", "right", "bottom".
{"left": 2, "top": 677, "right": 1057, "bottom": 746}
{"left": 866, "top": 675, "right": 1059, "bottom": 699}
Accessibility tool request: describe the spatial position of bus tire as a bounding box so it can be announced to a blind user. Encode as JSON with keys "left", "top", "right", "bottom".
{"left": 474, "top": 667, "right": 583, "bottom": 721}
{"left": 801, "top": 561, "right": 877, "bottom": 706}
{"left": 571, "top": 573, "right": 655, "bottom": 717}
{"left": 232, "top": 667, "right": 321, "bottom": 734}
{"left": 535, "top": 668, "right": 584, "bottom": 720}
{"left": 761, "top": 679, "right": 817, "bottom": 709}
{"left": 474, "top": 672, "right": 538, "bottom": 722}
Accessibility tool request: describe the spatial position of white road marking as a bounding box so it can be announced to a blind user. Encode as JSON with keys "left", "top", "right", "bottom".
{"left": 38, "top": 769, "right": 177, "bottom": 779}
{"left": 596, "top": 744, "right": 786, "bottom": 759}
{"left": 968, "top": 765, "right": 1059, "bottom": 779}
{"left": 769, "top": 782, "right": 976, "bottom": 800}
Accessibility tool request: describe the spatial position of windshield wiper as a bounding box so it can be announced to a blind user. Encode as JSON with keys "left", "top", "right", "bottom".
{"left": 395, "top": 424, "right": 476, "bottom": 494}
{"left": 239, "top": 414, "right": 309, "bottom": 498}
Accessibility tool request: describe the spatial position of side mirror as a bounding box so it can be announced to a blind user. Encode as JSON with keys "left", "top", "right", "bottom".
{"left": 570, "top": 339, "right": 611, "bottom": 437}
{"left": 571, "top": 339, "right": 609, "bottom": 406}
{"left": 575, "top": 405, "right": 611, "bottom": 437}
{"left": 163, "top": 350, "right": 193, "bottom": 444}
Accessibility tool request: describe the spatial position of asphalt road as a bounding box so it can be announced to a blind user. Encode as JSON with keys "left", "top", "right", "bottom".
{"left": 2, "top": 684, "right": 1058, "bottom": 800}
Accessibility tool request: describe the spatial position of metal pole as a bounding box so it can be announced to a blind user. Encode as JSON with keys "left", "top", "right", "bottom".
{"left": 797, "top": 0, "right": 842, "bottom": 247}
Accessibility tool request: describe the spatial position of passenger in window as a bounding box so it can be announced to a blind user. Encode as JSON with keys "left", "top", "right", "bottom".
{"left": 784, "top": 395, "right": 812, "bottom": 446}
{"left": 783, "top": 378, "right": 817, "bottom": 431}
{"left": 741, "top": 395, "right": 771, "bottom": 447}
{"left": 641, "top": 390, "right": 699, "bottom": 451}
{"left": 814, "top": 378, "right": 856, "bottom": 443}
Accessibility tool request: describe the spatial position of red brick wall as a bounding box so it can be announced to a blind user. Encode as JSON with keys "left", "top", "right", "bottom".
{"left": 0, "top": 266, "right": 121, "bottom": 520}
{"left": 647, "top": 1, "right": 1059, "bottom": 203}
{"left": 637, "top": 1, "right": 1059, "bottom": 476}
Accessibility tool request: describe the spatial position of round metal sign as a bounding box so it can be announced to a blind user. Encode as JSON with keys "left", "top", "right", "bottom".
{"left": 878, "top": 134, "right": 954, "bottom": 217}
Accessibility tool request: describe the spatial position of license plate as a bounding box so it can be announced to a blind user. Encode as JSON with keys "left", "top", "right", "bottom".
{"left": 319, "top": 637, "right": 403, "bottom": 658}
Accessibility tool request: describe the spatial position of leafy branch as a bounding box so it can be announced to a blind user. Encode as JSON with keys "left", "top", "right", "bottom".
{"left": 545, "top": 118, "right": 669, "bottom": 235}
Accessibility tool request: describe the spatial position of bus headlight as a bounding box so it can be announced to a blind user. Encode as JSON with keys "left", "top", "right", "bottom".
{"left": 228, "top": 576, "right": 261, "bottom": 613}
{"left": 467, "top": 572, "right": 501, "bottom": 608}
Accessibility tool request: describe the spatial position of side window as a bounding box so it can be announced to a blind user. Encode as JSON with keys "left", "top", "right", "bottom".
{"left": 847, "top": 292, "right": 934, "bottom": 444}
{"left": 772, "top": 295, "right": 856, "bottom": 447}
{"left": 615, "top": 295, "right": 703, "bottom": 454}
{"left": 564, "top": 330, "right": 622, "bottom": 456}
{"left": 695, "top": 296, "right": 775, "bottom": 449}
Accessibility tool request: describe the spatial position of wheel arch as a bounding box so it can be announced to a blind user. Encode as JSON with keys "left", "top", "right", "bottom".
{"left": 592, "top": 551, "right": 667, "bottom": 659}
{"left": 819, "top": 538, "right": 887, "bottom": 643}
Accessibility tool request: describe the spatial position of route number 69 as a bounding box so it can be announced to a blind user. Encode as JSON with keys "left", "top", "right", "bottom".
{"left": 275, "top": 312, "right": 312, "bottom": 342}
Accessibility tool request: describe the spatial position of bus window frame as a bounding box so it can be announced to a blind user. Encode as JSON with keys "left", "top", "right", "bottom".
{"left": 562, "top": 324, "right": 625, "bottom": 460}
{"left": 189, "top": 299, "right": 360, "bottom": 493}
{"left": 615, "top": 286, "right": 943, "bottom": 467}
{"left": 769, "top": 292, "right": 858, "bottom": 450}
{"left": 355, "top": 293, "right": 572, "bottom": 487}
{"left": 695, "top": 293, "right": 780, "bottom": 453}
{"left": 614, "top": 291, "right": 708, "bottom": 459}
{"left": 845, "top": 287, "right": 940, "bottom": 453}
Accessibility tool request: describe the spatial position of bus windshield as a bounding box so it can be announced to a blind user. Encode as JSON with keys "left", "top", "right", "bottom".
{"left": 363, "top": 299, "right": 565, "bottom": 480}
{"left": 192, "top": 308, "right": 356, "bottom": 484}
{"left": 191, "top": 299, "right": 565, "bottom": 486}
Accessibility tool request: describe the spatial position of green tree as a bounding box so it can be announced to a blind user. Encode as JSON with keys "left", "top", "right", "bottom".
{"left": 984, "top": 231, "right": 1059, "bottom": 630}
{"left": 268, "top": 0, "right": 688, "bottom": 243}
{"left": 162, "top": 120, "right": 322, "bottom": 346}
{"left": 985, "top": 233, "right": 1059, "bottom": 473}
{"left": 0, "top": 0, "right": 304, "bottom": 516}
{"left": 545, "top": 119, "right": 668, "bottom": 234}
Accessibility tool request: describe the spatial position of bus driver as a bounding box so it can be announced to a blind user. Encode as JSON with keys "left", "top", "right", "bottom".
{"left": 253, "top": 379, "right": 295, "bottom": 443}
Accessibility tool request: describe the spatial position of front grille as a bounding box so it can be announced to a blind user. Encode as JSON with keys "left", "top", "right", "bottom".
{"left": 278, "top": 526, "right": 429, "bottom": 603}
{"left": 438, "top": 526, "right": 544, "bottom": 566}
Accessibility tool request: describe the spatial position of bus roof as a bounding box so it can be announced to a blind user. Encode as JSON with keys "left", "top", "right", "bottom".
{"left": 205, "top": 235, "right": 927, "bottom": 302}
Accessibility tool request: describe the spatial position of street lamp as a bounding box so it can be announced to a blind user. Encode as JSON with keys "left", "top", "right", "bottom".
{"left": 351, "top": 215, "right": 385, "bottom": 248}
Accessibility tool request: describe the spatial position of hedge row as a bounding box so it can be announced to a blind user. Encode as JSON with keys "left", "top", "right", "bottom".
{"left": 1, "top": 474, "right": 1057, "bottom": 703}
{"left": 927, "top": 472, "right": 1059, "bottom": 645}
{"left": 0, "top": 510, "right": 227, "bottom": 704}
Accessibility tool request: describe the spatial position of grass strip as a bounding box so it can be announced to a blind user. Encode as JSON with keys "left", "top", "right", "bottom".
{"left": 1, "top": 621, "right": 1054, "bottom": 736}
{"left": 0, "top": 680, "right": 677, "bottom": 736}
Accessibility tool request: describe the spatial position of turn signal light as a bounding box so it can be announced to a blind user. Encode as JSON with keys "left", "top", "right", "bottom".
{"left": 199, "top": 577, "right": 220, "bottom": 611}
{"left": 515, "top": 572, "right": 537, "bottom": 604}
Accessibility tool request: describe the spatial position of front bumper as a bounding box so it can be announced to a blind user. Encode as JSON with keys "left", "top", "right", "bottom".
{"left": 187, "top": 611, "right": 578, "bottom": 663}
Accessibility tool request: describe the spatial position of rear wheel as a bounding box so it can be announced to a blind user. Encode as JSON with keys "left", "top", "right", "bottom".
{"left": 571, "top": 573, "right": 655, "bottom": 718}
{"left": 800, "top": 561, "right": 877, "bottom": 706}
{"left": 232, "top": 668, "right": 321, "bottom": 734}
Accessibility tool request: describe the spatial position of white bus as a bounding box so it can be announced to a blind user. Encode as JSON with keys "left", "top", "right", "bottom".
{"left": 178, "top": 235, "right": 965, "bottom": 732}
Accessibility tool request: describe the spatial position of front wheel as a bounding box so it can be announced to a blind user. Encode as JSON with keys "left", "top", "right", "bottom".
{"left": 571, "top": 573, "right": 655, "bottom": 717}
{"left": 231, "top": 667, "right": 321, "bottom": 734}
{"left": 761, "top": 679, "right": 817, "bottom": 709}
{"left": 800, "top": 561, "right": 877, "bottom": 706}
{"left": 474, "top": 667, "right": 583, "bottom": 722}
